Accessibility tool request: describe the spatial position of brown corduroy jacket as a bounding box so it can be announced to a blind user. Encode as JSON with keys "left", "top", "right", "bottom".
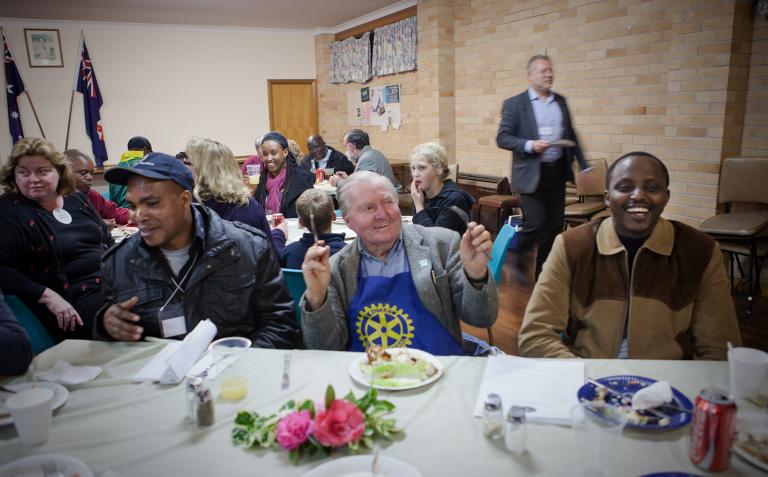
{"left": 518, "top": 217, "right": 742, "bottom": 360}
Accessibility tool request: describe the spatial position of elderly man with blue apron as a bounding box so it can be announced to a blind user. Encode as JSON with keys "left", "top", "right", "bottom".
{"left": 300, "top": 171, "right": 498, "bottom": 356}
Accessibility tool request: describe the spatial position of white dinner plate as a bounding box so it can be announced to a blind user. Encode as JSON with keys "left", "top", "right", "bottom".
{"left": 0, "top": 454, "right": 93, "bottom": 477}
{"left": 302, "top": 455, "right": 421, "bottom": 477}
{"left": 0, "top": 382, "right": 69, "bottom": 426}
{"left": 733, "top": 411, "right": 768, "bottom": 472}
{"left": 348, "top": 348, "right": 444, "bottom": 391}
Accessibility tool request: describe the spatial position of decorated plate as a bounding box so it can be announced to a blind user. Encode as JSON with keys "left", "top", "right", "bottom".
{"left": 302, "top": 455, "right": 421, "bottom": 477}
{"left": 577, "top": 375, "right": 693, "bottom": 430}
{"left": 349, "top": 348, "right": 444, "bottom": 391}
{"left": 0, "top": 454, "right": 93, "bottom": 477}
{"left": 0, "top": 381, "right": 69, "bottom": 426}
{"left": 733, "top": 412, "right": 768, "bottom": 472}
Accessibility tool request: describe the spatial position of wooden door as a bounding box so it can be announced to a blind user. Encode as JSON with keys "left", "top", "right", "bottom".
{"left": 267, "top": 80, "right": 318, "bottom": 157}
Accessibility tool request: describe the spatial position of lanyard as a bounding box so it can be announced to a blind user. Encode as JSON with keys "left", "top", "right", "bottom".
{"left": 159, "top": 251, "right": 199, "bottom": 312}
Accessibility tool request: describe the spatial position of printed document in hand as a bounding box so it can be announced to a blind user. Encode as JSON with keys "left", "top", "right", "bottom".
{"left": 473, "top": 355, "right": 584, "bottom": 425}
{"left": 133, "top": 319, "right": 217, "bottom": 384}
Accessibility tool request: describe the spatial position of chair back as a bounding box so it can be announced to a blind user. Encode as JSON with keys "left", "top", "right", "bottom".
{"left": 447, "top": 164, "right": 458, "bottom": 182}
{"left": 5, "top": 295, "right": 55, "bottom": 354}
{"left": 719, "top": 157, "right": 768, "bottom": 206}
{"left": 488, "top": 223, "right": 516, "bottom": 284}
{"left": 574, "top": 158, "right": 608, "bottom": 197}
{"left": 282, "top": 268, "right": 307, "bottom": 323}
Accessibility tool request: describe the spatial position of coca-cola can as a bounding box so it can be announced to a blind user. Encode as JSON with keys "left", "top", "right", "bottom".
{"left": 315, "top": 168, "right": 324, "bottom": 184}
{"left": 689, "top": 388, "right": 737, "bottom": 471}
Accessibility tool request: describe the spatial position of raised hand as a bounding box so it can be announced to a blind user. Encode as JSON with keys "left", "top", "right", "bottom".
{"left": 410, "top": 178, "right": 424, "bottom": 211}
{"left": 460, "top": 222, "right": 492, "bottom": 280}
{"left": 302, "top": 240, "right": 331, "bottom": 311}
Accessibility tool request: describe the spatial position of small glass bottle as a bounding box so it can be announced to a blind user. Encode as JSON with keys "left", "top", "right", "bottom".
{"left": 505, "top": 405, "right": 528, "bottom": 455}
{"left": 186, "top": 376, "right": 214, "bottom": 427}
{"left": 483, "top": 393, "right": 504, "bottom": 439}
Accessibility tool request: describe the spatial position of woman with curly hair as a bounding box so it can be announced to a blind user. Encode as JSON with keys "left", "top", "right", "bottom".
{"left": 185, "top": 136, "right": 287, "bottom": 252}
{"left": 0, "top": 137, "right": 112, "bottom": 340}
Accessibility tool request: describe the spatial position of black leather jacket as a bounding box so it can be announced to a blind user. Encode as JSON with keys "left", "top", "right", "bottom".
{"left": 95, "top": 204, "right": 300, "bottom": 348}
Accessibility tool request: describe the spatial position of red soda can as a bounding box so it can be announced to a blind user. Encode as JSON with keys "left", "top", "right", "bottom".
{"left": 315, "top": 168, "right": 324, "bottom": 184}
{"left": 272, "top": 213, "right": 285, "bottom": 227}
{"left": 689, "top": 388, "right": 737, "bottom": 471}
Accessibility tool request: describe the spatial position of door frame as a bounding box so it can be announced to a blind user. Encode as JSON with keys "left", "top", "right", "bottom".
{"left": 266, "top": 79, "right": 319, "bottom": 135}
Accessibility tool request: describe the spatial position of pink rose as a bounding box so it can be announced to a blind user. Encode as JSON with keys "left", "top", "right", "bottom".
{"left": 276, "top": 410, "right": 315, "bottom": 450}
{"left": 313, "top": 399, "right": 365, "bottom": 447}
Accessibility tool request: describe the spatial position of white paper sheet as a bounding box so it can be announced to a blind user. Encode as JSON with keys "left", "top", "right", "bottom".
{"left": 133, "top": 319, "right": 217, "bottom": 384}
{"left": 473, "top": 355, "right": 585, "bottom": 425}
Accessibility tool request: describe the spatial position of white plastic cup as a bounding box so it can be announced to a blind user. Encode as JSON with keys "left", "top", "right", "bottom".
{"left": 209, "top": 337, "right": 252, "bottom": 401}
{"left": 6, "top": 387, "right": 55, "bottom": 446}
{"left": 570, "top": 403, "right": 627, "bottom": 477}
{"left": 246, "top": 164, "right": 261, "bottom": 185}
{"left": 728, "top": 347, "right": 768, "bottom": 402}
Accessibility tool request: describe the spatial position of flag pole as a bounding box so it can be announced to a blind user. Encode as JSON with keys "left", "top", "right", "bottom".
{"left": 64, "top": 31, "right": 84, "bottom": 150}
{"left": 21, "top": 91, "right": 45, "bottom": 138}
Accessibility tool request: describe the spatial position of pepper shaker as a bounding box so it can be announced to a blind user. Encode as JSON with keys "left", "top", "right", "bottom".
{"left": 186, "top": 376, "right": 214, "bottom": 427}
{"left": 483, "top": 393, "right": 504, "bottom": 439}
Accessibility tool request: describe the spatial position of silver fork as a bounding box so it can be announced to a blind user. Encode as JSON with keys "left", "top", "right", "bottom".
{"left": 281, "top": 353, "right": 291, "bottom": 391}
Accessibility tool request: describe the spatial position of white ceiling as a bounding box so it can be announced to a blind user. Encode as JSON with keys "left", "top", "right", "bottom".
{"left": 0, "top": 0, "right": 409, "bottom": 31}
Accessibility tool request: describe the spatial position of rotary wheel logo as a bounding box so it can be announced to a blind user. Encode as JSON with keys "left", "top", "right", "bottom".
{"left": 355, "top": 303, "right": 414, "bottom": 348}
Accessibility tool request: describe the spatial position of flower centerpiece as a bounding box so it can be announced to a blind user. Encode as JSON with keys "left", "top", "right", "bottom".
{"left": 232, "top": 385, "right": 401, "bottom": 463}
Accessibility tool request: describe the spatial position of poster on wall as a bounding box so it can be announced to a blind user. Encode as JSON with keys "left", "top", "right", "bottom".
{"left": 347, "top": 84, "right": 402, "bottom": 130}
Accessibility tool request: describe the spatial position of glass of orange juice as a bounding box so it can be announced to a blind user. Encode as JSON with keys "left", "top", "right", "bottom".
{"left": 246, "top": 164, "right": 261, "bottom": 186}
{"left": 209, "top": 337, "right": 252, "bottom": 401}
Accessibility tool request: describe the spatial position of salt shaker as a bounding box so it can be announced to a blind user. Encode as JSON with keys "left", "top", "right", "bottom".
{"left": 483, "top": 393, "right": 504, "bottom": 439}
{"left": 505, "top": 405, "right": 529, "bottom": 455}
{"left": 186, "top": 376, "right": 214, "bottom": 427}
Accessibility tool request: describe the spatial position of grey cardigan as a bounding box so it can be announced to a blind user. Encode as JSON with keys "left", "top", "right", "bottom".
{"left": 300, "top": 224, "right": 498, "bottom": 350}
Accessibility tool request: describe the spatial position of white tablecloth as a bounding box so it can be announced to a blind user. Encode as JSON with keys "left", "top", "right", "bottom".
{"left": 0, "top": 341, "right": 760, "bottom": 476}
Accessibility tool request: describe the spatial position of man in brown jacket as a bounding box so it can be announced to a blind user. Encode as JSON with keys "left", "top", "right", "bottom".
{"left": 518, "top": 151, "right": 741, "bottom": 360}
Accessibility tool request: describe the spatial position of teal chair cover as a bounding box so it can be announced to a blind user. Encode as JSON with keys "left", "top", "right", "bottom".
{"left": 488, "top": 223, "right": 517, "bottom": 284}
{"left": 6, "top": 295, "right": 55, "bottom": 355}
{"left": 282, "top": 268, "right": 306, "bottom": 323}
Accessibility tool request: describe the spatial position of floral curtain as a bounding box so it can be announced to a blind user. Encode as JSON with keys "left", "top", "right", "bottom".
{"left": 329, "top": 32, "right": 372, "bottom": 84}
{"left": 372, "top": 16, "right": 417, "bottom": 77}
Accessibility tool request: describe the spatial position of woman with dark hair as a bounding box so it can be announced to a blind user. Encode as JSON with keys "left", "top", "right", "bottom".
{"left": 253, "top": 131, "right": 314, "bottom": 218}
{"left": 0, "top": 137, "right": 112, "bottom": 341}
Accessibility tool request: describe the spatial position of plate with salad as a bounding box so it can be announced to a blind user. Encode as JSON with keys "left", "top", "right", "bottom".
{"left": 349, "top": 345, "right": 444, "bottom": 391}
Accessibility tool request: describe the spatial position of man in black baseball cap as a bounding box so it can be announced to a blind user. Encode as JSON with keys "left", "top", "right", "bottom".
{"left": 97, "top": 152, "right": 300, "bottom": 348}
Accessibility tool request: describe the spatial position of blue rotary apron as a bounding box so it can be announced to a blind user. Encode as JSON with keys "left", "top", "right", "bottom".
{"left": 347, "top": 265, "right": 464, "bottom": 356}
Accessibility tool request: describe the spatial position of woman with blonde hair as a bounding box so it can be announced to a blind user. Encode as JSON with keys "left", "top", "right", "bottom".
{"left": 410, "top": 142, "right": 475, "bottom": 235}
{"left": 185, "top": 137, "right": 287, "bottom": 252}
{"left": 0, "top": 137, "right": 112, "bottom": 341}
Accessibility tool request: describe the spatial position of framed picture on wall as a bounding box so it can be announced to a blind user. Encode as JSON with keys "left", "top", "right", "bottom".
{"left": 24, "top": 29, "right": 63, "bottom": 67}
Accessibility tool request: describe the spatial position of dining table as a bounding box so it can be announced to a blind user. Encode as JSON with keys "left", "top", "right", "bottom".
{"left": 0, "top": 340, "right": 762, "bottom": 476}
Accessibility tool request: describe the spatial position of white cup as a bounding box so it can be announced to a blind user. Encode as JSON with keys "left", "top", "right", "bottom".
{"left": 6, "top": 387, "right": 55, "bottom": 446}
{"left": 728, "top": 347, "right": 768, "bottom": 402}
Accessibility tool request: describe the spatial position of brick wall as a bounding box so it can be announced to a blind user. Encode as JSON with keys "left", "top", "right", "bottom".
{"left": 742, "top": 12, "right": 768, "bottom": 156}
{"left": 315, "top": 0, "right": 764, "bottom": 226}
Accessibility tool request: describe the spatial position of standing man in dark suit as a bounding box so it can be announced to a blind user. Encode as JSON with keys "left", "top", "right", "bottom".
{"left": 496, "top": 54, "right": 590, "bottom": 280}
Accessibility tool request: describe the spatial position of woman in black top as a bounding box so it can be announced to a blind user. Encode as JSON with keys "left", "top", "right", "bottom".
{"left": 0, "top": 137, "right": 112, "bottom": 340}
{"left": 410, "top": 142, "right": 475, "bottom": 235}
{"left": 253, "top": 131, "right": 314, "bottom": 218}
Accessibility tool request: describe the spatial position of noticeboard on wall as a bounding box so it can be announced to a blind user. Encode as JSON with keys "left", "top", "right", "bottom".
{"left": 347, "top": 84, "right": 401, "bottom": 131}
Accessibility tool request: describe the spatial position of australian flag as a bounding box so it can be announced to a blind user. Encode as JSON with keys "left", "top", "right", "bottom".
{"left": 75, "top": 38, "right": 108, "bottom": 167}
{"left": 3, "top": 30, "right": 25, "bottom": 144}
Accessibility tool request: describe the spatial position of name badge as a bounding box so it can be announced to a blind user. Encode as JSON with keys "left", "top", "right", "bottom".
{"left": 539, "top": 126, "right": 554, "bottom": 136}
{"left": 158, "top": 302, "right": 187, "bottom": 338}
